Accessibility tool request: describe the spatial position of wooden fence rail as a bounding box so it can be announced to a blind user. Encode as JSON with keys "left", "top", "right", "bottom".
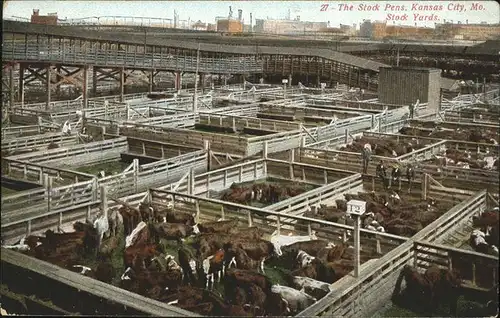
{"left": 148, "top": 187, "right": 409, "bottom": 257}
{"left": 413, "top": 241, "right": 498, "bottom": 291}
{"left": 7, "top": 137, "right": 128, "bottom": 166}
{"left": 297, "top": 147, "right": 499, "bottom": 191}
{"left": 298, "top": 190, "right": 486, "bottom": 317}
{"left": 2, "top": 157, "right": 95, "bottom": 185}
{"left": 2, "top": 132, "right": 80, "bottom": 153}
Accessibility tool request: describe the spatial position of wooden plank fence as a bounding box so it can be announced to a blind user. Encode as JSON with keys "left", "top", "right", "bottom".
{"left": 1, "top": 249, "right": 197, "bottom": 317}
{"left": 296, "top": 147, "right": 499, "bottom": 193}
{"left": 1, "top": 125, "right": 60, "bottom": 140}
{"left": 2, "top": 132, "right": 80, "bottom": 153}
{"left": 148, "top": 187, "right": 409, "bottom": 259}
{"left": 6, "top": 137, "right": 128, "bottom": 167}
{"left": 198, "top": 113, "right": 308, "bottom": 132}
{"left": 413, "top": 241, "right": 498, "bottom": 292}
{"left": 298, "top": 190, "right": 488, "bottom": 317}
{"left": 2, "top": 157, "right": 95, "bottom": 186}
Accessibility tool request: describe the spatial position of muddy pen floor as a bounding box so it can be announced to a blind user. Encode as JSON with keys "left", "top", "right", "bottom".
{"left": 374, "top": 290, "right": 494, "bottom": 317}
{"left": 74, "top": 161, "right": 130, "bottom": 177}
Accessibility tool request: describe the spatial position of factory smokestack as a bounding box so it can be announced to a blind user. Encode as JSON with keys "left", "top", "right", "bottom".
{"left": 250, "top": 13, "right": 253, "bottom": 32}
{"left": 238, "top": 9, "right": 243, "bottom": 21}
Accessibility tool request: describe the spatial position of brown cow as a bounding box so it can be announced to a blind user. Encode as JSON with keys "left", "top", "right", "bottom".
{"left": 225, "top": 247, "right": 261, "bottom": 272}
{"left": 149, "top": 223, "right": 196, "bottom": 244}
{"left": 195, "top": 219, "right": 239, "bottom": 234}
{"left": 224, "top": 239, "right": 275, "bottom": 273}
{"left": 119, "top": 206, "right": 142, "bottom": 236}
{"left": 124, "top": 244, "right": 158, "bottom": 269}
{"left": 224, "top": 268, "right": 273, "bottom": 293}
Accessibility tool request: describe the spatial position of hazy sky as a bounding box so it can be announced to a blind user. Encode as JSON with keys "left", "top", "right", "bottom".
{"left": 4, "top": 0, "right": 499, "bottom": 27}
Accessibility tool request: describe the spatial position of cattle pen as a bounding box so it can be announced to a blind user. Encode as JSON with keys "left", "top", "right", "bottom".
{"left": 1, "top": 19, "right": 499, "bottom": 317}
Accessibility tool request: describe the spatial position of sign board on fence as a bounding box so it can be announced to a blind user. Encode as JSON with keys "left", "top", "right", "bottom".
{"left": 321, "top": 83, "right": 326, "bottom": 89}
{"left": 282, "top": 79, "right": 288, "bottom": 84}
{"left": 347, "top": 200, "right": 366, "bottom": 216}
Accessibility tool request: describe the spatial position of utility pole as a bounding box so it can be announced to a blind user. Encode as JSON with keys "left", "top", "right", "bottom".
{"left": 193, "top": 43, "right": 201, "bottom": 112}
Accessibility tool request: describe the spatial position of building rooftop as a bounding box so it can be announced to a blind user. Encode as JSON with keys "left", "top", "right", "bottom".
{"left": 381, "top": 66, "right": 442, "bottom": 72}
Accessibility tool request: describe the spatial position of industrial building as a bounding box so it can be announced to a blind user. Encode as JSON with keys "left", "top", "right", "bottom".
{"left": 360, "top": 19, "right": 500, "bottom": 41}
{"left": 434, "top": 22, "right": 500, "bottom": 41}
{"left": 216, "top": 19, "right": 243, "bottom": 33}
{"left": 378, "top": 67, "right": 441, "bottom": 112}
{"left": 30, "top": 9, "right": 58, "bottom": 25}
{"left": 254, "top": 18, "right": 328, "bottom": 34}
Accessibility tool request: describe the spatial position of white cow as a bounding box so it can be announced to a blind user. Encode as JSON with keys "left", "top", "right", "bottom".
{"left": 125, "top": 221, "right": 147, "bottom": 248}
{"left": 271, "top": 285, "right": 317, "bottom": 313}
{"left": 270, "top": 232, "right": 318, "bottom": 256}
{"left": 2, "top": 237, "right": 31, "bottom": 251}
{"left": 296, "top": 250, "right": 315, "bottom": 268}
{"left": 93, "top": 214, "right": 110, "bottom": 248}
{"left": 291, "top": 276, "right": 333, "bottom": 299}
{"left": 72, "top": 265, "right": 92, "bottom": 275}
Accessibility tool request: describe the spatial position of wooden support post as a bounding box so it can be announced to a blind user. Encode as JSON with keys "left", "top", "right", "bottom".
{"left": 224, "top": 170, "right": 228, "bottom": 187}
{"left": 92, "top": 66, "right": 98, "bottom": 96}
{"left": 276, "top": 216, "right": 281, "bottom": 235}
{"left": 323, "top": 170, "right": 328, "bottom": 184}
{"left": 422, "top": 173, "right": 428, "bottom": 200}
{"left": 189, "top": 168, "right": 195, "bottom": 196}
{"left": 263, "top": 141, "right": 268, "bottom": 175}
{"left": 307, "top": 223, "right": 312, "bottom": 237}
{"left": 46, "top": 65, "right": 52, "bottom": 110}
{"left": 119, "top": 67, "right": 125, "bottom": 102}
{"left": 375, "top": 236, "right": 382, "bottom": 254}
{"left": 354, "top": 215, "right": 361, "bottom": 277}
{"left": 239, "top": 166, "right": 243, "bottom": 183}
{"left": 100, "top": 185, "right": 108, "bottom": 218}
{"left": 232, "top": 117, "right": 236, "bottom": 132}
{"left": 47, "top": 176, "right": 53, "bottom": 212}
{"left": 248, "top": 210, "right": 253, "bottom": 227}
{"left": 471, "top": 262, "right": 476, "bottom": 286}
{"left": 289, "top": 149, "right": 295, "bottom": 179}
{"left": 8, "top": 66, "right": 14, "bottom": 112}
{"left": 83, "top": 65, "right": 89, "bottom": 108}
{"left": 195, "top": 200, "right": 201, "bottom": 223}
{"left": 92, "top": 178, "right": 98, "bottom": 201}
{"left": 221, "top": 205, "right": 225, "bottom": 220}
{"left": 413, "top": 243, "right": 419, "bottom": 267}
{"left": 206, "top": 174, "right": 211, "bottom": 198}
{"left": 344, "top": 128, "right": 349, "bottom": 143}
{"left": 133, "top": 159, "right": 139, "bottom": 193}
{"left": 149, "top": 69, "right": 154, "bottom": 93}
{"left": 27, "top": 220, "right": 32, "bottom": 236}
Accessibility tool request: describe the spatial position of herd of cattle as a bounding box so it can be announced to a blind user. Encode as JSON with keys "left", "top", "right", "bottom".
{"left": 424, "top": 148, "right": 499, "bottom": 170}
{"left": 2, "top": 187, "right": 498, "bottom": 316}
{"left": 470, "top": 207, "right": 499, "bottom": 256}
{"left": 302, "top": 191, "right": 449, "bottom": 237}
{"left": 340, "top": 136, "right": 428, "bottom": 157}
{"left": 399, "top": 126, "right": 499, "bottom": 145}
{"left": 220, "top": 181, "right": 310, "bottom": 206}
{"left": 3, "top": 199, "right": 372, "bottom": 316}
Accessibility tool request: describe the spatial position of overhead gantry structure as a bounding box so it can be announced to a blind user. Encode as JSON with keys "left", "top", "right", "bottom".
{"left": 2, "top": 20, "right": 387, "bottom": 109}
